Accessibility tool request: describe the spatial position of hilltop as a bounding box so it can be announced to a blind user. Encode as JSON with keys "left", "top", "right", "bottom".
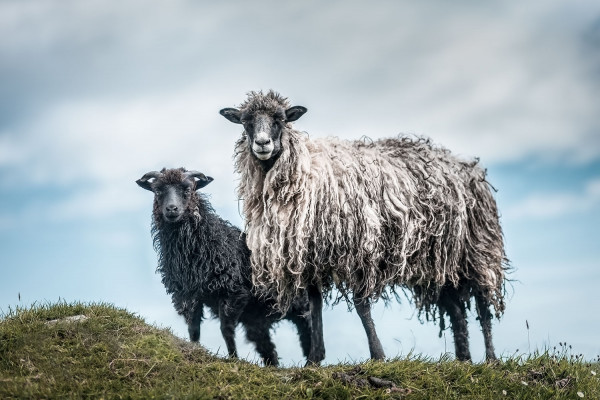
{"left": 0, "top": 302, "right": 598, "bottom": 399}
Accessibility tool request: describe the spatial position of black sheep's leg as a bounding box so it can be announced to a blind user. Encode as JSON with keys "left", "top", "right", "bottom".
{"left": 306, "top": 284, "right": 325, "bottom": 365}
{"left": 187, "top": 302, "right": 204, "bottom": 342}
{"left": 284, "top": 296, "right": 312, "bottom": 360}
{"left": 286, "top": 311, "right": 312, "bottom": 361}
{"left": 440, "top": 287, "right": 472, "bottom": 362}
{"left": 244, "top": 319, "right": 279, "bottom": 367}
{"left": 218, "top": 299, "right": 245, "bottom": 359}
{"left": 353, "top": 295, "right": 385, "bottom": 360}
{"left": 475, "top": 293, "right": 497, "bottom": 361}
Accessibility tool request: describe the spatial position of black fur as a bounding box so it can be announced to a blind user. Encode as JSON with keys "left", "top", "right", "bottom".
{"left": 137, "top": 168, "right": 311, "bottom": 366}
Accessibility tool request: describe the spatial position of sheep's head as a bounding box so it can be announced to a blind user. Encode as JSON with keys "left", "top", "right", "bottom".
{"left": 136, "top": 168, "right": 213, "bottom": 223}
{"left": 220, "top": 90, "right": 306, "bottom": 166}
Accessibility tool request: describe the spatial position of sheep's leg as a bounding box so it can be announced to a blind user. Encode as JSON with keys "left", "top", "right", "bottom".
{"left": 218, "top": 300, "right": 245, "bottom": 359}
{"left": 306, "top": 284, "right": 325, "bottom": 365}
{"left": 187, "top": 302, "right": 204, "bottom": 342}
{"left": 475, "top": 293, "right": 497, "bottom": 361}
{"left": 286, "top": 311, "right": 312, "bottom": 360}
{"left": 244, "top": 320, "right": 279, "bottom": 367}
{"left": 353, "top": 296, "right": 385, "bottom": 360}
{"left": 441, "top": 288, "right": 472, "bottom": 361}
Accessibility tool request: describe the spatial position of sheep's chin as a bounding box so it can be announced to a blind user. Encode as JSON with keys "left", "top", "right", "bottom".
{"left": 253, "top": 150, "right": 273, "bottom": 161}
{"left": 163, "top": 213, "right": 183, "bottom": 223}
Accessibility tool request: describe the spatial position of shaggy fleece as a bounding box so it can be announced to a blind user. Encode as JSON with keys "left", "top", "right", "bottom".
{"left": 235, "top": 130, "right": 508, "bottom": 320}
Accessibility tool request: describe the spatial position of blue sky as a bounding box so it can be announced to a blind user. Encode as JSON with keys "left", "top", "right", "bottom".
{"left": 1, "top": 1, "right": 599, "bottom": 365}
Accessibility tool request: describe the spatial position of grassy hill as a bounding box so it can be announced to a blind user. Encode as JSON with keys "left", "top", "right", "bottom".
{"left": 0, "top": 302, "right": 598, "bottom": 399}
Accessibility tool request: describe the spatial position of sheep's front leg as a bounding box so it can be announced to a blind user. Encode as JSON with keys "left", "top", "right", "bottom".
{"left": 353, "top": 296, "right": 385, "bottom": 360}
{"left": 218, "top": 299, "right": 245, "bottom": 359}
{"left": 187, "top": 302, "right": 204, "bottom": 342}
{"left": 306, "top": 284, "right": 325, "bottom": 365}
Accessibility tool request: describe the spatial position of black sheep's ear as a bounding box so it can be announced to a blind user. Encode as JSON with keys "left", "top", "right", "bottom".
{"left": 285, "top": 106, "right": 307, "bottom": 122}
{"left": 195, "top": 175, "right": 213, "bottom": 189}
{"left": 136, "top": 171, "right": 161, "bottom": 191}
{"left": 219, "top": 108, "right": 242, "bottom": 124}
{"left": 186, "top": 171, "right": 214, "bottom": 189}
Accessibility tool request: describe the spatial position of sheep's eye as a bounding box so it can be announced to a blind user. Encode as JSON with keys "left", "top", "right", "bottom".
{"left": 154, "top": 190, "right": 162, "bottom": 196}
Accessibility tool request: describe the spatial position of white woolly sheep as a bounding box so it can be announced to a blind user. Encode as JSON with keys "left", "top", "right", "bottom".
{"left": 220, "top": 91, "right": 509, "bottom": 363}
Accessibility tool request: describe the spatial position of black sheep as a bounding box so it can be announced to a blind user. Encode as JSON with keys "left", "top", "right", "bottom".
{"left": 136, "top": 167, "right": 311, "bottom": 366}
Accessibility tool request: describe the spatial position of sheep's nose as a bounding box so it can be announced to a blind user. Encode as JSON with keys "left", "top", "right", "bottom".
{"left": 254, "top": 136, "right": 272, "bottom": 146}
{"left": 166, "top": 204, "right": 178, "bottom": 212}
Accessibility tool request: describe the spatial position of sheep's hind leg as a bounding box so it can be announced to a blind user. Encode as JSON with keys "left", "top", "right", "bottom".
{"left": 287, "top": 311, "right": 312, "bottom": 361}
{"left": 440, "top": 287, "right": 472, "bottom": 361}
{"left": 475, "top": 293, "right": 497, "bottom": 361}
{"left": 218, "top": 300, "right": 245, "bottom": 359}
{"left": 187, "top": 303, "right": 204, "bottom": 342}
{"left": 353, "top": 296, "right": 385, "bottom": 360}
{"left": 244, "top": 320, "right": 279, "bottom": 367}
{"left": 306, "top": 284, "right": 325, "bottom": 366}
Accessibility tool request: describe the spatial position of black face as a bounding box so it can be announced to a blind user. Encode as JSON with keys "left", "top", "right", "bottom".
{"left": 152, "top": 180, "right": 195, "bottom": 223}
{"left": 240, "top": 109, "right": 286, "bottom": 162}
{"left": 220, "top": 105, "right": 307, "bottom": 166}
{"left": 136, "top": 169, "right": 214, "bottom": 223}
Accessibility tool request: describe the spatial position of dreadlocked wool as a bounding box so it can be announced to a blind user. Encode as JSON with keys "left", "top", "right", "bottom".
{"left": 145, "top": 168, "right": 312, "bottom": 365}
{"left": 151, "top": 169, "right": 249, "bottom": 318}
{"left": 235, "top": 123, "right": 508, "bottom": 321}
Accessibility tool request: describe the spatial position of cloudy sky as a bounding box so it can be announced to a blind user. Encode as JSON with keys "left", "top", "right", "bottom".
{"left": 1, "top": 0, "right": 599, "bottom": 365}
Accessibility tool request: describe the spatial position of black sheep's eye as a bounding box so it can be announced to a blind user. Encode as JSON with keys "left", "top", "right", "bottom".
{"left": 154, "top": 190, "right": 162, "bottom": 196}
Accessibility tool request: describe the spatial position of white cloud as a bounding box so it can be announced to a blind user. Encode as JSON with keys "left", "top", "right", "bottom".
{"left": 0, "top": 84, "right": 244, "bottom": 227}
{"left": 0, "top": 134, "right": 28, "bottom": 166}
{"left": 1, "top": 0, "right": 599, "bottom": 222}
{"left": 506, "top": 178, "right": 600, "bottom": 219}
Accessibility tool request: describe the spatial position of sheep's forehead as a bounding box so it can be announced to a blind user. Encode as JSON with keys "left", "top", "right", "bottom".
{"left": 239, "top": 90, "right": 290, "bottom": 116}
{"left": 156, "top": 168, "right": 193, "bottom": 187}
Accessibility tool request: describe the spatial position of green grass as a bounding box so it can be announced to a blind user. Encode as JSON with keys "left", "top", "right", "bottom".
{"left": 0, "top": 302, "right": 598, "bottom": 399}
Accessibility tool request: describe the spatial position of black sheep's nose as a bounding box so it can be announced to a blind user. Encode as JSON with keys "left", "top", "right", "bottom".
{"left": 255, "top": 136, "right": 272, "bottom": 146}
{"left": 166, "top": 204, "right": 178, "bottom": 213}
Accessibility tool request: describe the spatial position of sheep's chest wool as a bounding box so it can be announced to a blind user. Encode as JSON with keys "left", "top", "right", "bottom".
{"left": 236, "top": 130, "right": 507, "bottom": 319}
{"left": 151, "top": 193, "right": 249, "bottom": 301}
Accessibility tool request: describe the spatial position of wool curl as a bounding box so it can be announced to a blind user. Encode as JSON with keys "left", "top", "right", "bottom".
{"left": 235, "top": 102, "right": 509, "bottom": 322}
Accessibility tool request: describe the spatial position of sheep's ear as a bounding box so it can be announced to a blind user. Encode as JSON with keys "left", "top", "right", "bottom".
{"left": 285, "top": 106, "right": 307, "bottom": 122}
{"left": 195, "top": 175, "right": 213, "bottom": 189}
{"left": 219, "top": 108, "right": 242, "bottom": 124}
{"left": 136, "top": 171, "right": 161, "bottom": 191}
{"left": 186, "top": 171, "right": 214, "bottom": 189}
